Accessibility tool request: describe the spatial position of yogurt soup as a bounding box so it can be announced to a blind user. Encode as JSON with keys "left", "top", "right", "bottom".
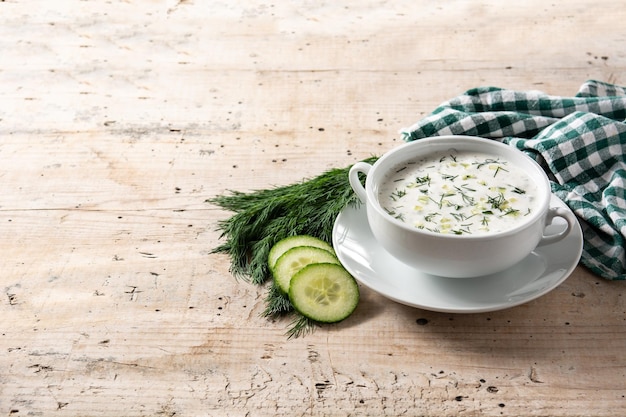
{"left": 378, "top": 150, "right": 539, "bottom": 235}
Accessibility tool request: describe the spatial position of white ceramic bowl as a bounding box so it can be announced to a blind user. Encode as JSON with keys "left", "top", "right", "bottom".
{"left": 349, "top": 136, "right": 577, "bottom": 278}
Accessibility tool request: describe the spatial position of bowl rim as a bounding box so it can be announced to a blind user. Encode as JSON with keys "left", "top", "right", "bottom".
{"left": 365, "top": 135, "right": 552, "bottom": 240}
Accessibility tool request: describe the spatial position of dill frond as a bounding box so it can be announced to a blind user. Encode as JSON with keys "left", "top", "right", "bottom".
{"left": 208, "top": 156, "right": 378, "bottom": 338}
{"left": 208, "top": 157, "right": 377, "bottom": 284}
{"left": 285, "top": 314, "right": 318, "bottom": 340}
{"left": 261, "top": 283, "right": 293, "bottom": 317}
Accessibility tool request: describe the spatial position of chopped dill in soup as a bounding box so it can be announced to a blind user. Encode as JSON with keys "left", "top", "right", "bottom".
{"left": 378, "top": 151, "right": 539, "bottom": 235}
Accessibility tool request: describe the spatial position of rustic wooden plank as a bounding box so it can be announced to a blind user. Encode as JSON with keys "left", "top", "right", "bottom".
{"left": 1, "top": 0, "right": 626, "bottom": 416}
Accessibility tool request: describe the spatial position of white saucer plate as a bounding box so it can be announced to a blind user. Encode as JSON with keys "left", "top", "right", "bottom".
{"left": 332, "top": 195, "right": 583, "bottom": 313}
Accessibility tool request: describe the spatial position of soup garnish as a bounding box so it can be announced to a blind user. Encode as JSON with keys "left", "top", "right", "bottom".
{"left": 379, "top": 151, "right": 538, "bottom": 235}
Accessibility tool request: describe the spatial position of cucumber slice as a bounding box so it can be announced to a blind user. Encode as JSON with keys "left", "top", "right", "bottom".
{"left": 273, "top": 246, "right": 340, "bottom": 294}
{"left": 289, "top": 263, "right": 359, "bottom": 323}
{"left": 268, "top": 235, "right": 335, "bottom": 272}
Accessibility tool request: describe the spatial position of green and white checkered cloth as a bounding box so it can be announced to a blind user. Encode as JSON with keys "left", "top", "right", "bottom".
{"left": 400, "top": 80, "right": 626, "bottom": 280}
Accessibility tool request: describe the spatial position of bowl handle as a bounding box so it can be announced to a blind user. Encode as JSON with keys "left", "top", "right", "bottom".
{"left": 348, "top": 162, "right": 372, "bottom": 203}
{"left": 537, "top": 206, "right": 577, "bottom": 247}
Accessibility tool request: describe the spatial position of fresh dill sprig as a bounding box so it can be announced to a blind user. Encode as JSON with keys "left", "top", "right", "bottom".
{"left": 285, "top": 314, "right": 319, "bottom": 339}
{"left": 415, "top": 175, "right": 431, "bottom": 186}
{"left": 390, "top": 189, "right": 407, "bottom": 200}
{"left": 261, "top": 283, "right": 293, "bottom": 317}
{"left": 261, "top": 282, "right": 320, "bottom": 338}
{"left": 208, "top": 156, "right": 378, "bottom": 284}
{"left": 441, "top": 173, "right": 458, "bottom": 181}
{"left": 208, "top": 156, "right": 379, "bottom": 337}
{"left": 493, "top": 165, "right": 509, "bottom": 177}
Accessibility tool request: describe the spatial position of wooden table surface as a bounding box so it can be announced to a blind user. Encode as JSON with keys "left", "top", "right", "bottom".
{"left": 2, "top": 1, "right": 625, "bottom": 416}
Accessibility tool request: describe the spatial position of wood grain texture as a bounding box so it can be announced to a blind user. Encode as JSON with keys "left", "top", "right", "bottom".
{"left": 1, "top": 1, "right": 625, "bottom": 416}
